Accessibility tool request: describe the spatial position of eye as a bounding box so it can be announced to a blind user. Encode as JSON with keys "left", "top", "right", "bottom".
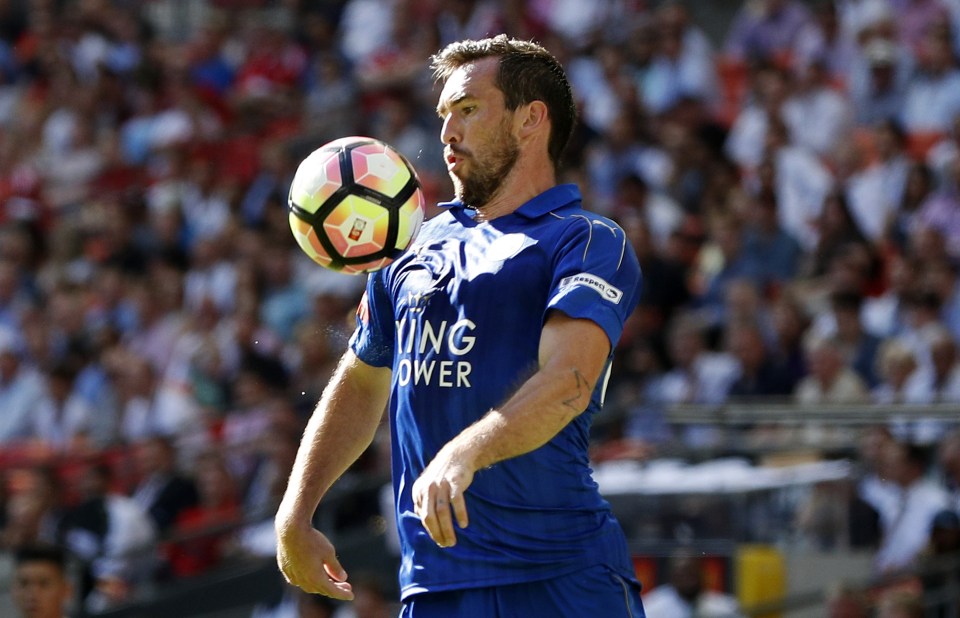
{"left": 461, "top": 105, "right": 476, "bottom": 116}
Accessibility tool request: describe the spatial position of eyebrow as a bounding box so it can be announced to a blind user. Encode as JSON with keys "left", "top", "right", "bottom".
{"left": 436, "top": 94, "right": 472, "bottom": 117}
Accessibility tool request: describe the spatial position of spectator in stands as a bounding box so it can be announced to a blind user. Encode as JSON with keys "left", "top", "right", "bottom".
{"left": 825, "top": 581, "right": 869, "bottom": 618}
{"left": 922, "top": 258, "right": 960, "bottom": 345}
{"left": 30, "top": 358, "right": 99, "bottom": 452}
{"left": 584, "top": 108, "right": 674, "bottom": 214}
{"left": 638, "top": 2, "right": 717, "bottom": 116}
{"left": 872, "top": 338, "right": 924, "bottom": 404}
{"left": 901, "top": 26, "right": 960, "bottom": 134}
{"left": 875, "top": 588, "right": 925, "bottom": 618}
{"left": 0, "top": 467, "right": 63, "bottom": 549}
{"left": 846, "top": 119, "right": 911, "bottom": 243}
{"left": 614, "top": 174, "right": 683, "bottom": 251}
{"left": 927, "top": 112, "right": 960, "bottom": 185}
{"left": 58, "top": 461, "right": 157, "bottom": 611}
{"left": 826, "top": 290, "right": 883, "bottom": 388}
{"left": 165, "top": 449, "right": 241, "bottom": 579}
{"left": 802, "top": 190, "right": 871, "bottom": 283}
{"left": 938, "top": 428, "right": 960, "bottom": 512}
{"left": 129, "top": 435, "right": 199, "bottom": 535}
{"left": 641, "top": 552, "right": 743, "bottom": 618}
{"left": 916, "top": 507, "right": 960, "bottom": 606}
{"left": 726, "top": 63, "right": 791, "bottom": 169}
{"left": 782, "top": 58, "right": 853, "bottom": 159}
{"left": 863, "top": 254, "right": 917, "bottom": 338}
{"left": 11, "top": 544, "right": 74, "bottom": 618}
{"left": 768, "top": 291, "right": 810, "bottom": 391}
{"left": 434, "top": 0, "right": 504, "bottom": 48}
{"left": 893, "top": 0, "right": 949, "bottom": 57}
{"left": 692, "top": 213, "right": 763, "bottom": 330}
{"left": 724, "top": 0, "right": 812, "bottom": 63}
{"left": 851, "top": 38, "right": 910, "bottom": 126}
{"left": 910, "top": 325, "right": 960, "bottom": 403}
{"left": 741, "top": 187, "right": 803, "bottom": 291}
{"left": 725, "top": 318, "right": 794, "bottom": 400}
{"left": 914, "top": 156, "right": 960, "bottom": 258}
{"left": 761, "top": 115, "right": 834, "bottom": 252}
{"left": 793, "top": 0, "right": 858, "bottom": 83}
{"left": 885, "top": 162, "right": 935, "bottom": 253}
{"left": 0, "top": 327, "right": 47, "bottom": 444}
{"left": 0, "top": 256, "right": 34, "bottom": 333}
{"left": 647, "top": 312, "right": 738, "bottom": 447}
{"left": 873, "top": 440, "right": 950, "bottom": 574}
{"left": 795, "top": 333, "right": 870, "bottom": 404}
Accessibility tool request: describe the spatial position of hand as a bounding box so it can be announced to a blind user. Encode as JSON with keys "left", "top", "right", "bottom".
{"left": 412, "top": 445, "right": 474, "bottom": 548}
{"left": 275, "top": 511, "right": 353, "bottom": 600}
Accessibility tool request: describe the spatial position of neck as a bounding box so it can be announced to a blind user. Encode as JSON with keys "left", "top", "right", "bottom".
{"left": 474, "top": 152, "right": 556, "bottom": 221}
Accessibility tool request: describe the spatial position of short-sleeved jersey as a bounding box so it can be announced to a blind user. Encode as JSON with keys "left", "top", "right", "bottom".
{"left": 350, "top": 184, "right": 642, "bottom": 599}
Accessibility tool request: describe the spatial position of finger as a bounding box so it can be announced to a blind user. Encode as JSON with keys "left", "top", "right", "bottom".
{"left": 419, "top": 484, "right": 446, "bottom": 547}
{"left": 434, "top": 483, "right": 457, "bottom": 547}
{"left": 299, "top": 574, "right": 355, "bottom": 601}
{"left": 449, "top": 486, "right": 469, "bottom": 529}
{"left": 323, "top": 556, "right": 349, "bottom": 583}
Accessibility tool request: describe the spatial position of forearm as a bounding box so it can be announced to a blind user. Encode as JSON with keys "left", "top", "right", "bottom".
{"left": 449, "top": 359, "right": 599, "bottom": 472}
{"left": 279, "top": 350, "right": 391, "bottom": 519}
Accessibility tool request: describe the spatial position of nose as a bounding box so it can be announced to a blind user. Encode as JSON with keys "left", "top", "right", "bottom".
{"left": 440, "top": 114, "right": 460, "bottom": 145}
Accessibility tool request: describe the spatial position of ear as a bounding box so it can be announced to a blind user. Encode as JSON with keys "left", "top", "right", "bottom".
{"left": 517, "top": 100, "right": 549, "bottom": 138}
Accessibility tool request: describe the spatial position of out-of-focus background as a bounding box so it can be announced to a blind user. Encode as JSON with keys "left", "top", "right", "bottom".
{"left": 1, "top": 0, "right": 960, "bottom": 616}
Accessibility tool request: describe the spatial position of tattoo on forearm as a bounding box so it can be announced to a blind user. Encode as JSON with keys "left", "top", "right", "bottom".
{"left": 562, "top": 369, "right": 589, "bottom": 411}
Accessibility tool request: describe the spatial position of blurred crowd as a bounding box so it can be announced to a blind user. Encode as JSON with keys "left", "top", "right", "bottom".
{"left": 2, "top": 0, "right": 960, "bottom": 614}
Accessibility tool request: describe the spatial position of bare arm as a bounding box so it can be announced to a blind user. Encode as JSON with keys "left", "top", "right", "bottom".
{"left": 275, "top": 349, "right": 391, "bottom": 599}
{"left": 412, "top": 312, "right": 611, "bottom": 547}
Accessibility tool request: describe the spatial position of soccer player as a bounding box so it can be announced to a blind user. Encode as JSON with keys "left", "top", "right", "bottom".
{"left": 276, "top": 35, "right": 645, "bottom": 617}
{"left": 12, "top": 544, "right": 74, "bottom": 618}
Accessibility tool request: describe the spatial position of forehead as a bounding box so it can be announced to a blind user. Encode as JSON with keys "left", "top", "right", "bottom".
{"left": 16, "top": 562, "right": 63, "bottom": 581}
{"left": 438, "top": 57, "right": 501, "bottom": 109}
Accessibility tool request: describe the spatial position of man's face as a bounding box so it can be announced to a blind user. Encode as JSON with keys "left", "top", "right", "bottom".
{"left": 438, "top": 58, "right": 520, "bottom": 209}
{"left": 12, "top": 562, "right": 71, "bottom": 618}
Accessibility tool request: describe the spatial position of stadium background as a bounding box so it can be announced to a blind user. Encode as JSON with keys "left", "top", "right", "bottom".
{"left": 1, "top": 0, "right": 960, "bottom": 615}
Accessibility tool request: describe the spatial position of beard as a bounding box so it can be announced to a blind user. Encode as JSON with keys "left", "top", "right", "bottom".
{"left": 451, "top": 126, "right": 520, "bottom": 209}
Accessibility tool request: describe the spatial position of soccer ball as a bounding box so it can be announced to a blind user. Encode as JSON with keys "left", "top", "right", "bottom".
{"left": 288, "top": 136, "right": 426, "bottom": 274}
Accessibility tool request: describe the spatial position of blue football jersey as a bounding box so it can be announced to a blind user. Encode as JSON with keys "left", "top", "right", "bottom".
{"left": 350, "top": 184, "right": 642, "bottom": 599}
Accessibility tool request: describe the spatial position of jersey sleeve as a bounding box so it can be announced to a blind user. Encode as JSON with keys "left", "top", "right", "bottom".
{"left": 349, "top": 271, "right": 396, "bottom": 368}
{"left": 546, "top": 217, "right": 642, "bottom": 349}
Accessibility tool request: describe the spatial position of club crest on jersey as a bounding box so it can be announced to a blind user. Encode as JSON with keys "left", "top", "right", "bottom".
{"left": 559, "top": 273, "right": 623, "bottom": 304}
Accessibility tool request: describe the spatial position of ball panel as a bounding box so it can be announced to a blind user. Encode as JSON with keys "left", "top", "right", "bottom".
{"left": 322, "top": 195, "right": 390, "bottom": 258}
{"left": 341, "top": 257, "right": 391, "bottom": 275}
{"left": 395, "top": 191, "right": 426, "bottom": 250}
{"left": 351, "top": 144, "right": 411, "bottom": 197}
{"left": 289, "top": 213, "right": 334, "bottom": 267}
{"left": 290, "top": 148, "right": 343, "bottom": 214}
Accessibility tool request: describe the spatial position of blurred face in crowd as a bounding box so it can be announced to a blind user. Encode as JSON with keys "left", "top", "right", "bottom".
{"left": 938, "top": 432, "right": 960, "bottom": 479}
{"left": 439, "top": 58, "right": 520, "bottom": 209}
{"left": 807, "top": 339, "right": 843, "bottom": 385}
{"left": 827, "top": 591, "right": 868, "bottom": 618}
{"left": 727, "top": 325, "right": 766, "bottom": 372}
{"left": 12, "top": 559, "right": 72, "bottom": 618}
{"left": 668, "top": 324, "right": 702, "bottom": 369}
{"left": 669, "top": 556, "right": 703, "bottom": 601}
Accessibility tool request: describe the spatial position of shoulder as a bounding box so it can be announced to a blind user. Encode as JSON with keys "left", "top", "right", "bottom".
{"left": 545, "top": 208, "right": 628, "bottom": 242}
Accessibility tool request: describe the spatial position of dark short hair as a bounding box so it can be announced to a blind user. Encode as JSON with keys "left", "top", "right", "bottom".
{"left": 15, "top": 544, "right": 68, "bottom": 571}
{"left": 431, "top": 35, "right": 577, "bottom": 171}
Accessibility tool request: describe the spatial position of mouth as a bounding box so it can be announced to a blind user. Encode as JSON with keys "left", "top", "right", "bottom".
{"left": 445, "top": 150, "right": 464, "bottom": 170}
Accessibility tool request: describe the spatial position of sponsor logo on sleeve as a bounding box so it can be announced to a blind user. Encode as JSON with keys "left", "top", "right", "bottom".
{"left": 559, "top": 273, "right": 623, "bottom": 304}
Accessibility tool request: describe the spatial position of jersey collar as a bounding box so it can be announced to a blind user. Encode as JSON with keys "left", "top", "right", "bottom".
{"left": 437, "top": 184, "right": 582, "bottom": 219}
